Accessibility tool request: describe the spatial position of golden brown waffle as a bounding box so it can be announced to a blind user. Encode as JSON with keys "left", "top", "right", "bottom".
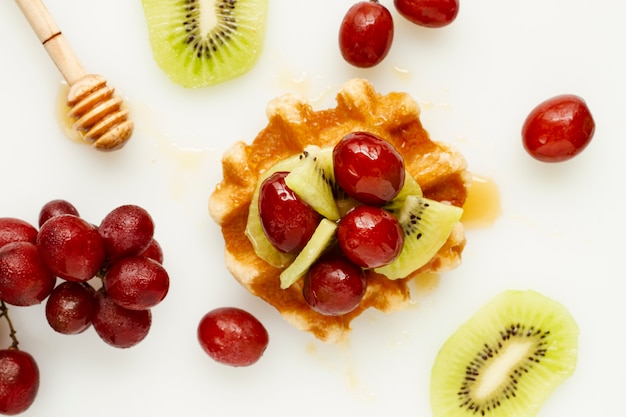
{"left": 209, "top": 78, "right": 470, "bottom": 342}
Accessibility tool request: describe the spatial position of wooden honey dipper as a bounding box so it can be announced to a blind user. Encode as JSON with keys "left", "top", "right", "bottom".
{"left": 15, "top": 0, "right": 133, "bottom": 151}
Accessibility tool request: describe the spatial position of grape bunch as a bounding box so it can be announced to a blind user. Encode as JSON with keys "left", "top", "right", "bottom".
{"left": 339, "top": 0, "right": 460, "bottom": 68}
{"left": 0, "top": 199, "right": 169, "bottom": 414}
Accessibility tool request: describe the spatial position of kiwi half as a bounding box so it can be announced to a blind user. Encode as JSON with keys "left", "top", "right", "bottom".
{"left": 142, "top": 0, "right": 268, "bottom": 88}
{"left": 431, "top": 290, "right": 579, "bottom": 417}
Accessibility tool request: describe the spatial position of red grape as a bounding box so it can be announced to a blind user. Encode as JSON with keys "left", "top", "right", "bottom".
{"left": 45, "top": 281, "right": 95, "bottom": 335}
{"left": 92, "top": 289, "right": 152, "bottom": 349}
{"left": 394, "top": 0, "right": 459, "bottom": 28}
{"left": 338, "top": 205, "right": 404, "bottom": 268}
{"left": 197, "top": 307, "right": 269, "bottom": 367}
{"left": 522, "top": 94, "right": 595, "bottom": 162}
{"left": 0, "top": 218, "right": 38, "bottom": 249}
{"left": 138, "top": 238, "right": 164, "bottom": 264}
{"left": 104, "top": 256, "right": 170, "bottom": 310}
{"left": 38, "top": 199, "right": 79, "bottom": 227}
{"left": 98, "top": 205, "right": 154, "bottom": 262}
{"left": 0, "top": 349, "right": 39, "bottom": 415}
{"left": 37, "top": 214, "right": 106, "bottom": 282}
{"left": 339, "top": 1, "right": 394, "bottom": 68}
{"left": 258, "top": 172, "right": 321, "bottom": 253}
{"left": 0, "top": 241, "right": 56, "bottom": 306}
{"left": 333, "top": 131, "right": 405, "bottom": 205}
{"left": 303, "top": 254, "right": 367, "bottom": 316}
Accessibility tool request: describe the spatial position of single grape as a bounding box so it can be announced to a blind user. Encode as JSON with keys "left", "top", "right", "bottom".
{"left": 37, "top": 214, "right": 106, "bottom": 282}
{"left": 104, "top": 256, "right": 169, "bottom": 310}
{"left": 197, "top": 307, "right": 269, "bottom": 367}
{"left": 0, "top": 349, "right": 39, "bottom": 415}
{"left": 138, "top": 238, "right": 164, "bottom": 264}
{"left": 0, "top": 217, "right": 38, "bottom": 249}
{"left": 522, "top": 94, "right": 595, "bottom": 162}
{"left": 337, "top": 205, "right": 404, "bottom": 268}
{"left": 303, "top": 254, "right": 367, "bottom": 316}
{"left": 333, "top": 131, "right": 405, "bottom": 205}
{"left": 258, "top": 171, "right": 322, "bottom": 253}
{"left": 98, "top": 204, "right": 155, "bottom": 262}
{"left": 38, "top": 199, "right": 79, "bottom": 227}
{"left": 0, "top": 241, "right": 56, "bottom": 306}
{"left": 394, "top": 0, "right": 459, "bottom": 28}
{"left": 45, "top": 281, "right": 96, "bottom": 335}
{"left": 339, "top": 0, "right": 394, "bottom": 68}
{"left": 92, "top": 289, "right": 152, "bottom": 348}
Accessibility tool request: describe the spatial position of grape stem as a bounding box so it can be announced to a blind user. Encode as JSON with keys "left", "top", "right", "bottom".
{"left": 0, "top": 299, "right": 20, "bottom": 349}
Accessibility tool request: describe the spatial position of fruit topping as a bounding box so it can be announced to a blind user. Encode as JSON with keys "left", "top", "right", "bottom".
{"left": 245, "top": 129, "right": 463, "bottom": 315}
{"left": 302, "top": 253, "right": 367, "bottom": 316}
{"left": 339, "top": 1, "right": 394, "bottom": 68}
{"left": 141, "top": 0, "right": 268, "bottom": 88}
{"left": 394, "top": 0, "right": 460, "bottom": 28}
{"left": 197, "top": 307, "right": 269, "bottom": 367}
{"left": 285, "top": 146, "right": 340, "bottom": 221}
{"left": 333, "top": 131, "right": 406, "bottom": 205}
{"left": 430, "top": 290, "right": 578, "bottom": 417}
{"left": 375, "top": 195, "right": 463, "bottom": 279}
{"left": 522, "top": 94, "right": 595, "bottom": 162}
{"left": 259, "top": 171, "right": 322, "bottom": 254}
{"left": 279, "top": 218, "right": 337, "bottom": 289}
{"left": 337, "top": 205, "right": 404, "bottom": 269}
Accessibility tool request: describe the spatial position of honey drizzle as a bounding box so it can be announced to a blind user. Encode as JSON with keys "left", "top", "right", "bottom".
{"left": 461, "top": 175, "right": 501, "bottom": 229}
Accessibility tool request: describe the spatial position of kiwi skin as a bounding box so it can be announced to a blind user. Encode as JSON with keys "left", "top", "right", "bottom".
{"left": 142, "top": 0, "right": 269, "bottom": 88}
{"left": 430, "top": 290, "right": 579, "bottom": 417}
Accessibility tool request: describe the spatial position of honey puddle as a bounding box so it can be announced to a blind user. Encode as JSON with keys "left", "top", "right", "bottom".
{"left": 461, "top": 175, "right": 501, "bottom": 229}
{"left": 56, "top": 82, "right": 86, "bottom": 144}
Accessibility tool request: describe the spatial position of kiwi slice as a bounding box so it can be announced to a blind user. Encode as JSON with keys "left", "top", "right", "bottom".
{"left": 375, "top": 195, "right": 462, "bottom": 280}
{"left": 431, "top": 290, "right": 579, "bottom": 417}
{"left": 245, "top": 154, "right": 302, "bottom": 268}
{"left": 382, "top": 172, "right": 422, "bottom": 216}
{"left": 285, "top": 146, "right": 340, "bottom": 221}
{"left": 279, "top": 218, "right": 337, "bottom": 289}
{"left": 141, "top": 0, "right": 268, "bottom": 88}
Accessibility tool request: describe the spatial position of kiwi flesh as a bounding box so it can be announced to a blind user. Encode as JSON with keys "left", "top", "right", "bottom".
{"left": 141, "top": 0, "right": 268, "bottom": 88}
{"left": 285, "top": 146, "right": 340, "bottom": 221}
{"left": 431, "top": 290, "right": 579, "bottom": 417}
{"left": 382, "top": 172, "right": 422, "bottom": 216}
{"left": 279, "top": 219, "right": 337, "bottom": 289}
{"left": 375, "top": 195, "right": 463, "bottom": 280}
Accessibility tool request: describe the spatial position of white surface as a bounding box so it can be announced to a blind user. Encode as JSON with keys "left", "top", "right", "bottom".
{"left": 1, "top": 1, "right": 624, "bottom": 416}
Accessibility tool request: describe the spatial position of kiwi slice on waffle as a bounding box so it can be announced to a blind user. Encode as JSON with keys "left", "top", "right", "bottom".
{"left": 142, "top": 0, "right": 268, "bottom": 88}
{"left": 431, "top": 289, "right": 579, "bottom": 417}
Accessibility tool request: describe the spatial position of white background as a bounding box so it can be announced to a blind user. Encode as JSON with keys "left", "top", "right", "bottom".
{"left": 0, "top": 1, "right": 624, "bottom": 416}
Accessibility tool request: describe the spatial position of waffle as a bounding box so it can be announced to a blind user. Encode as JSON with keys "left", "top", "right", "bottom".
{"left": 209, "top": 78, "right": 469, "bottom": 343}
